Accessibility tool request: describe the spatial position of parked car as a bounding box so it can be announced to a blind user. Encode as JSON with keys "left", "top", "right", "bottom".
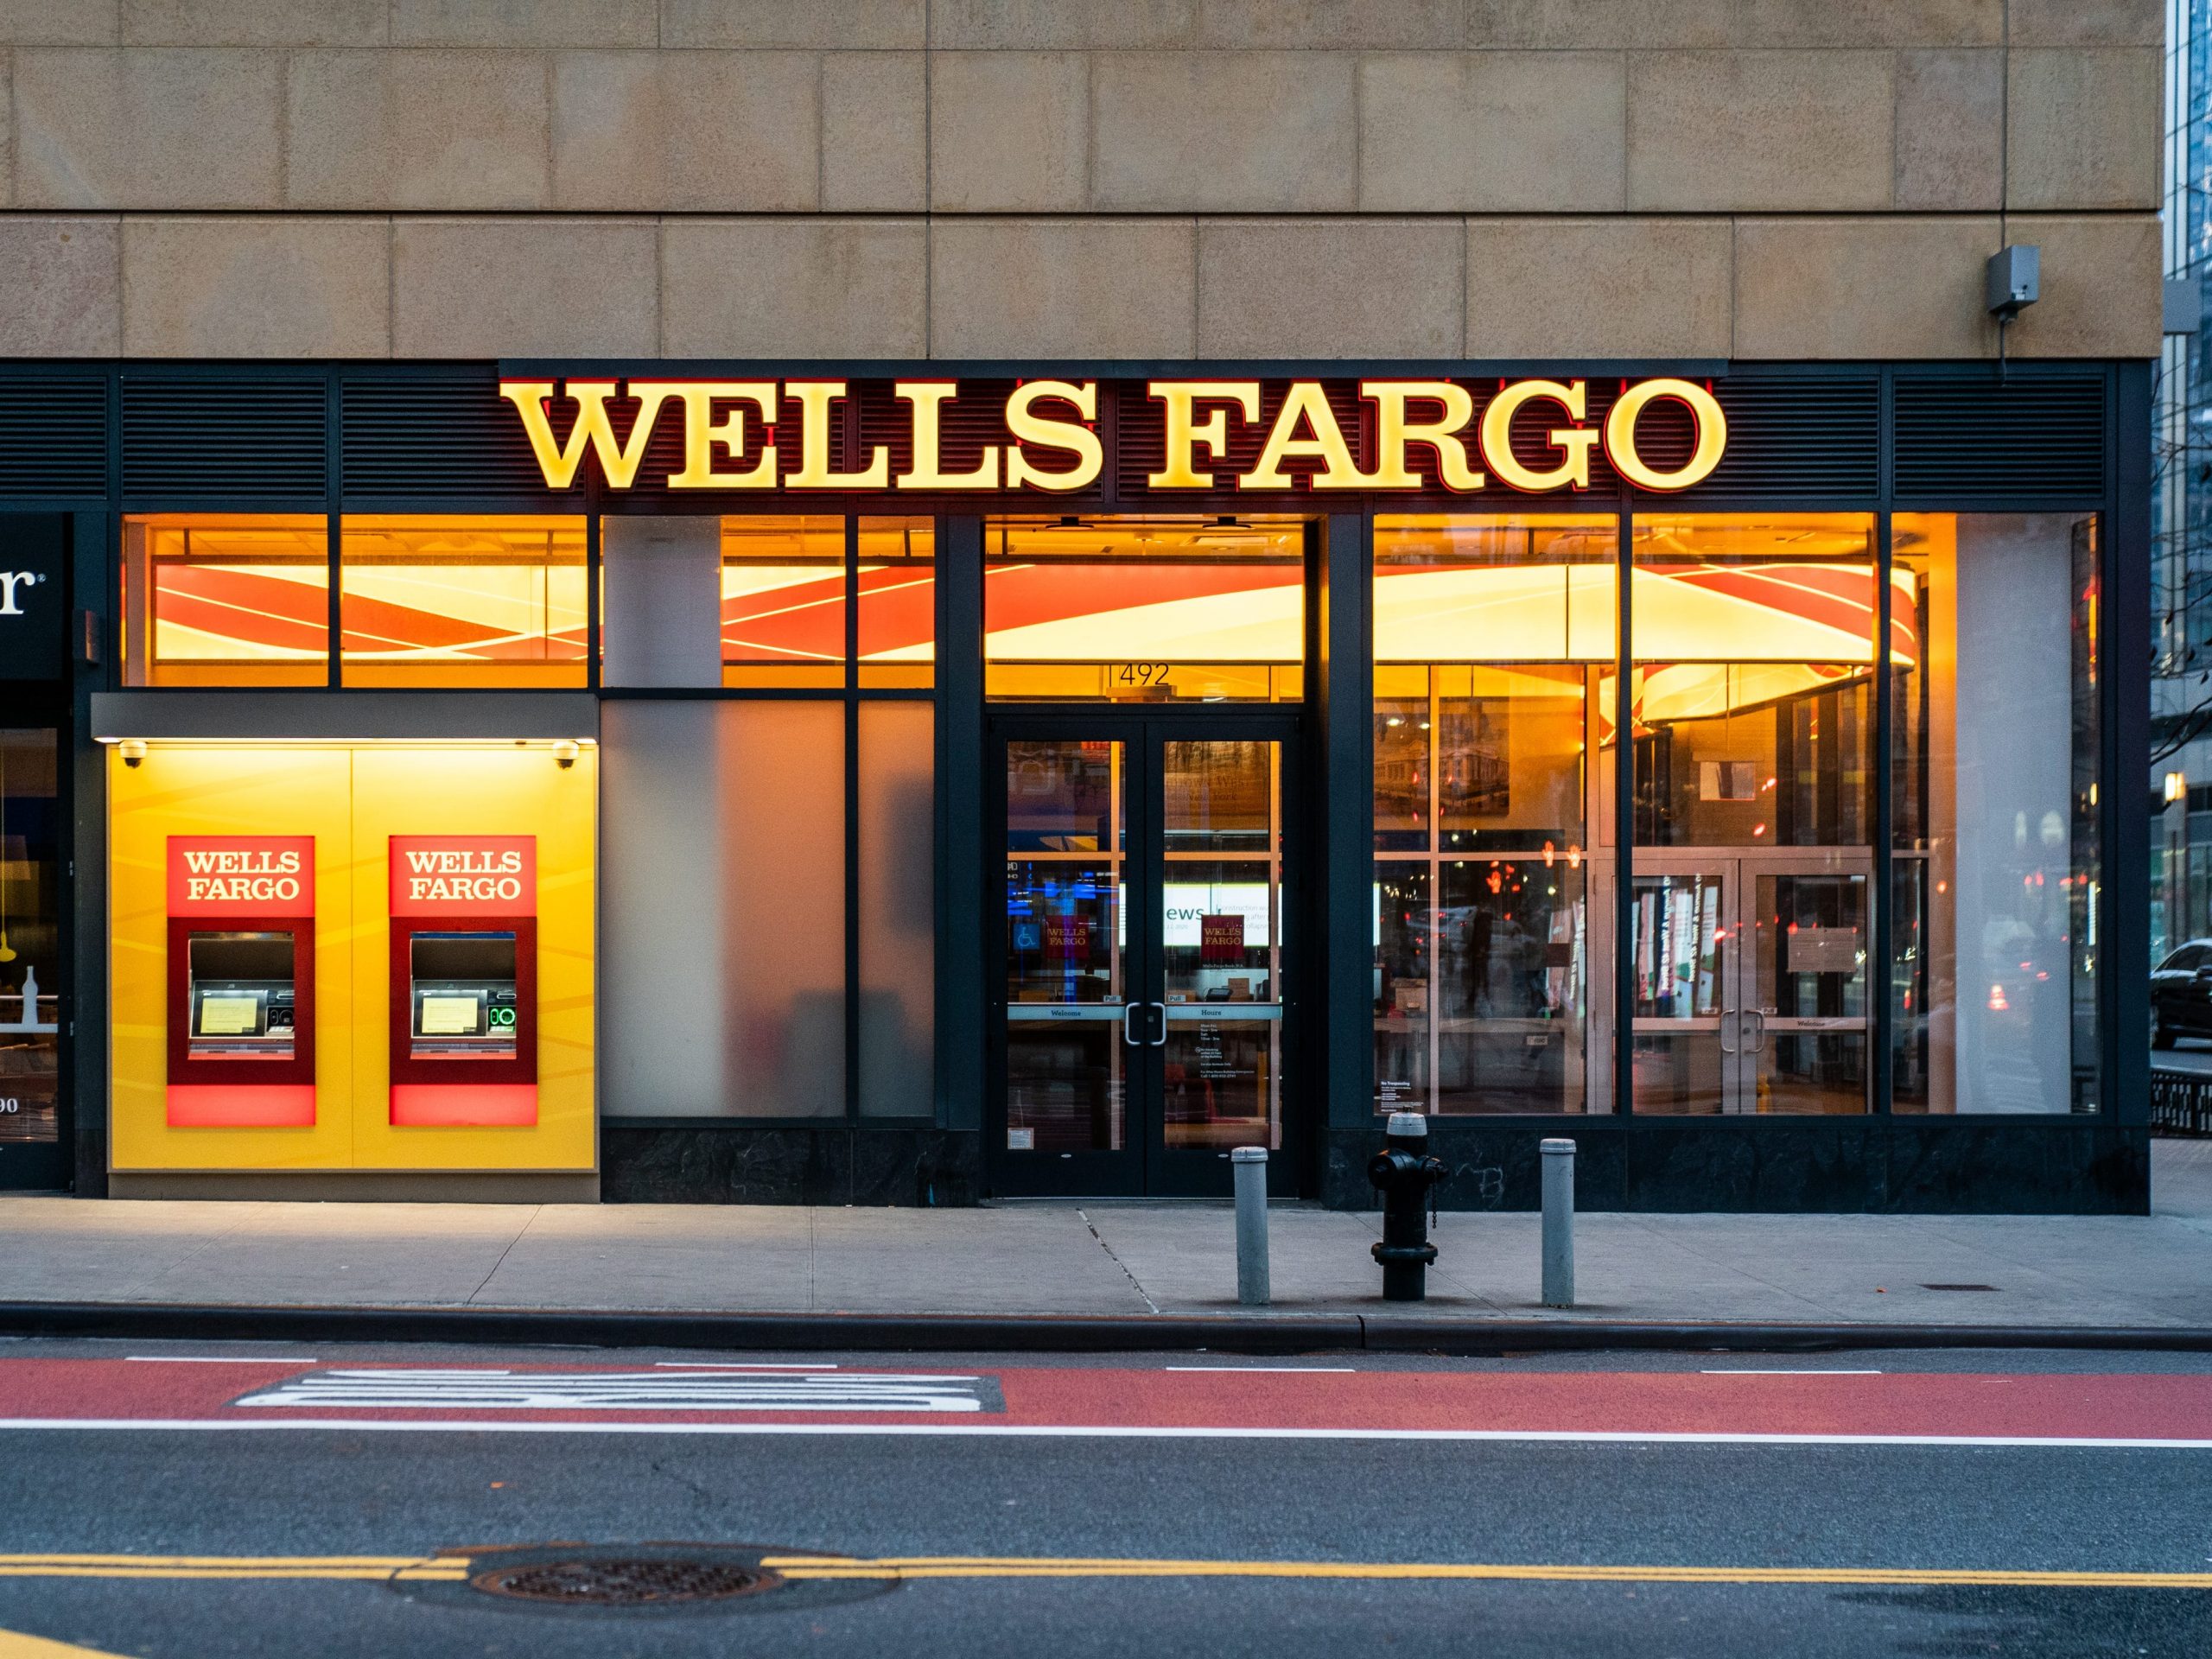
{"left": 2152, "top": 939, "right": 2212, "bottom": 1047}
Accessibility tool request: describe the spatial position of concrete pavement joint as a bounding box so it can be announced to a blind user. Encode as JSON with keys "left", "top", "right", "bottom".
{"left": 1077, "top": 1210, "right": 1160, "bottom": 1315}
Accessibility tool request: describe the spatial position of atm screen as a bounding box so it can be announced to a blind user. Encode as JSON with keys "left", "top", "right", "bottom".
{"left": 187, "top": 931, "right": 297, "bottom": 1059}
{"left": 410, "top": 931, "right": 518, "bottom": 1059}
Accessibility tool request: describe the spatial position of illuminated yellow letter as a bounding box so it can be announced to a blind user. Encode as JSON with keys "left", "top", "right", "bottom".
{"left": 1241, "top": 382, "right": 1377, "bottom": 491}
{"left": 1147, "top": 382, "right": 1261, "bottom": 488}
{"left": 896, "top": 382, "right": 1000, "bottom": 490}
{"left": 1478, "top": 379, "right": 1599, "bottom": 493}
{"left": 1605, "top": 378, "right": 1729, "bottom": 492}
{"left": 645, "top": 382, "right": 779, "bottom": 489}
{"left": 1004, "top": 381, "right": 1103, "bottom": 493}
{"left": 499, "top": 379, "right": 676, "bottom": 490}
{"left": 786, "top": 380, "right": 890, "bottom": 489}
{"left": 1364, "top": 380, "right": 1484, "bottom": 491}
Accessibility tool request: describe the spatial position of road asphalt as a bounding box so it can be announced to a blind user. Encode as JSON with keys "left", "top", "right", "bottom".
{"left": 0, "top": 1340, "right": 2206, "bottom": 1657}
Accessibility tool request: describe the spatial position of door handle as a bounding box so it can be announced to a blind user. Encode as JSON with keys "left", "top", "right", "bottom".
{"left": 1718, "top": 1009, "right": 1738, "bottom": 1054}
{"left": 1150, "top": 1001, "right": 1168, "bottom": 1046}
{"left": 1745, "top": 1008, "right": 1768, "bottom": 1053}
{"left": 1122, "top": 1002, "right": 1141, "bottom": 1046}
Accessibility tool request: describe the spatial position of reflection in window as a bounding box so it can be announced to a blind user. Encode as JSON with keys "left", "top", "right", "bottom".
{"left": 1371, "top": 516, "right": 1612, "bottom": 1116}
{"left": 986, "top": 517, "right": 1306, "bottom": 702}
{"left": 0, "top": 728, "right": 60, "bottom": 1146}
{"left": 340, "top": 516, "right": 586, "bottom": 688}
{"left": 1892, "top": 513, "right": 2100, "bottom": 1116}
{"left": 1627, "top": 514, "right": 1875, "bottom": 1117}
{"left": 122, "top": 515, "right": 328, "bottom": 687}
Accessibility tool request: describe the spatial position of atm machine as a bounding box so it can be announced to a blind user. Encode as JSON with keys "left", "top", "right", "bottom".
{"left": 166, "top": 836, "right": 316, "bottom": 1127}
{"left": 387, "top": 836, "right": 537, "bottom": 1126}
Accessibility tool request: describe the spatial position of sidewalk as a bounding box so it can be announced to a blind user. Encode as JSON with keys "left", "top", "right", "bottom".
{"left": 2, "top": 1141, "right": 2206, "bottom": 1339}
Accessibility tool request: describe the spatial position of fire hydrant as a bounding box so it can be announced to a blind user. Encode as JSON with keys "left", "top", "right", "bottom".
{"left": 1368, "top": 1110, "right": 1446, "bottom": 1301}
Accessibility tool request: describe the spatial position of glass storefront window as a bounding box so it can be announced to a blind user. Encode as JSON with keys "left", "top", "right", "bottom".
{"left": 721, "top": 515, "right": 846, "bottom": 689}
{"left": 0, "top": 729, "right": 60, "bottom": 1149}
{"left": 340, "top": 516, "right": 586, "bottom": 688}
{"left": 985, "top": 516, "right": 1306, "bottom": 702}
{"left": 121, "top": 515, "right": 328, "bottom": 687}
{"left": 1372, "top": 515, "right": 1614, "bottom": 1116}
{"left": 860, "top": 702, "right": 936, "bottom": 1116}
{"left": 1892, "top": 513, "right": 2101, "bottom": 1115}
{"left": 1628, "top": 513, "right": 1877, "bottom": 1116}
{"left": 859, "top": 517, "right": 936, "bottom": 689}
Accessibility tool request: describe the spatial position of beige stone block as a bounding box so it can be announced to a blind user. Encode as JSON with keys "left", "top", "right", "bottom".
{"left": 1092, "top": 51, "right": 1355, "bottom": 212}
{"left": 2006, "top": 214, "right": 2162, "bottom": 359}
{"left": 662, "top": 219, "right": 927, "bottom": 357}
{"left": 2008, "top": 0, "right": 2161, "bottom": 47}
{"left": 823, "top": 52, "right": 925, "bottom": 210}
{"left": 1359, "top": 51, "right": 1623, "bottom": 213}
{"left": 930, "top": 218, "right": 1195, "bottom": 358}
{"left": 287, "top": 49, "right": 550, "bottom": 209}
{"left": 1734, "top": 216, "right": 1999, "bottom": 359}
{"left": 1732, "top": 1, "right": 1999, "bottom": 47}
{"left": 930, "top": 52, "right": 1087, "bottom": 212}
{"left": 1465, "top": 0, "right": 1735, "bottom": 48}
{"left": 1627, "top": 49, "right": 1892, "bottom": 211}
{"left": 121, "top": 1, "right": 385, "bottom": 45}
{"left": 1196, "top": 0, "right": 1459, "bottom": 48}
{"left": 660, "top": 0, "right": 925, "bottom": 48}
{"left": 16, "top": 48, "right": 283, "bottom": 208}
{"left": 2006, "top": 48, "right": 2160, "bottom": 212}
{"left": 1465, "top": 217, "right": 1730, "bottom": 359}
{"left": 0, "top": 216, "right": 118, "bottom": 355}
{"left": 1198, "top": 219, "right": 1459, "bottom": 358}
{"left": 1895, "top": 48, "right": 2001, "bottom": 209}
{"left": 121, "top": 215, "right": 388, "bottom": 357}
{"left": 393, "top": 218, "right": 658, "bottom": 358}
{"left": 553, "top": 51, "right": 817, "bottom": 213}
{"left": 0, "top": 3, "right": 120, "bottom": 45}
{"left": 391, "top": 0, "right": 657, "bottom": 45}
{"left": 929, "top": 0, "right": 1192, "bottom": 48}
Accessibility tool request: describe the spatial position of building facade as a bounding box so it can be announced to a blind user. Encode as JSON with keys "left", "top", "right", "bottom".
{"left": 0, "top": 2, "right": 2164, "bottom": 1211}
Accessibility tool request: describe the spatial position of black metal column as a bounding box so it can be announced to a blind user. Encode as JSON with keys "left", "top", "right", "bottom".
{"left": 2108, "top": 359, "right": 2153, "bottom": 1136}
{"left": 935, "top": 515, "right": 985, "bottom": 1135}
{"left": 1314, "top": 513, "right": 1373, "bottom": 1145}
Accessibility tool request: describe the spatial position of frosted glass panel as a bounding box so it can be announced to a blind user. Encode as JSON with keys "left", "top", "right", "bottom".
{"left": 860, "top": 703, "right": 935, "bottom": 1117}
{"left": 601, "top": 701, "right": 845, "bottom": 1118}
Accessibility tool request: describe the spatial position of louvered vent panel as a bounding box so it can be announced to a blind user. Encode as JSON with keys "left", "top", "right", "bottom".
{"left": 1662, "top": 376, "right": 1878, "bottom": 502}
{"left": 123, "top": 377, "right": 325, "bottom": 499}
{"left": 1894, "top": 376, "right": 2106, "bottom": 501}
{"left": 0, "top": 376, "right": 107, "bottom": 498}
{"left": 342, "top": 372, "right": 579, "bottom": 503}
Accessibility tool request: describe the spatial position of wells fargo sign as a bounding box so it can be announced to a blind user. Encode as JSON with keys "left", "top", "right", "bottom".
{"left": 498, "top": 377, "right": 1726, "bottom": 496}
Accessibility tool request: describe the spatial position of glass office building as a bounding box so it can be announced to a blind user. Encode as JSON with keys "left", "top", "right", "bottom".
{"left": 0, "top": 364, "right": 2148, "bottom": 1211}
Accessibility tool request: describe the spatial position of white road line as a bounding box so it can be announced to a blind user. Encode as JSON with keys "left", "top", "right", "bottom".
{"left": 0, "top": 1420, "right": 2205, "bottom": 1449}
{"left": 1165, "top": 1367, "right": 1358, "bottom": 1373}
{"left": 123, "top": 1357, "right": 320, "bottom": 1364}
{"left": 650, "top": 1363, "right": 837, "bottom": 1370}
{"left": 1700, "top": 1370, "right": 1885, "bottom": 1376}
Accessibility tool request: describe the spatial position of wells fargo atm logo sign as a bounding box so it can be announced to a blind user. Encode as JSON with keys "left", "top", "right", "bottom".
{"left": 390, "top": 836, "right": 537, "bottom": 917}
{"left": 167, "top": 836, "right": 315, "bottom": 917}
{"left": 499, "top": 376, "right": 1726, "bottom": 497}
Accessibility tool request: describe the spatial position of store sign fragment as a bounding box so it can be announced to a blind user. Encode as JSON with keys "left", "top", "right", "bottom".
{"left": 499, "top": 377, "right": 1726, "bottom": 496}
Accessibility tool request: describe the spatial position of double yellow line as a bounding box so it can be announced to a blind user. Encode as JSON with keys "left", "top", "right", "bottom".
{"left": 0, "top": 1552, "right": 2207, "bottom": 1592}
{"left": 0, "top": 1555, "right": 466, "bottom": 1583}
{"left": 760, "top": 1555, "right": 2212, "bottom": 1590}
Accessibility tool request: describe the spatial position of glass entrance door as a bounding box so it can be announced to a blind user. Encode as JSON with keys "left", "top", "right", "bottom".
{"left": 992, "top": 718, "right": 1296, "bottom": 1195}
{"left": 1632, "top": 853, "right": 1870, "bottom": 1114}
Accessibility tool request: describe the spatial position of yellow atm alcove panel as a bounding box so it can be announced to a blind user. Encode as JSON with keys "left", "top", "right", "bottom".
{"left": 110, "top": 747, "right": 356, "bottom": 1171}
{"left": 349, "top": 748, "right": 596, "bottom": 1172}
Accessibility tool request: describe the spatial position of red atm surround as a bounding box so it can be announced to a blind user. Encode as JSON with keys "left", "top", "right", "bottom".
{"left": 165, "top": 835, "right": 316, "bottom": 1128}
{"left": 387, "top": 835, "right": 537, "bottom": 1128}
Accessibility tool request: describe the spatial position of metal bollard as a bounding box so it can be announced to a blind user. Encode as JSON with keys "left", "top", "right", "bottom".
{"left": 1231, "top": 1146, "right": 1269, "bottom": 1306}
{"left": 1368, "top": 1111, "right": 1446, "bottom": 1301}
{"left": 1541, "top": 1137, "right": 1575, "bottom": 1308}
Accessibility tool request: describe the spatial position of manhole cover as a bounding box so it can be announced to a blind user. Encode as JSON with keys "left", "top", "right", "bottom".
{"left": 396, "top": 1541, "right": 895, "bottom": 1619}
{"left": 473, "top": 1557, "right": 772, "bottom": 1605}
